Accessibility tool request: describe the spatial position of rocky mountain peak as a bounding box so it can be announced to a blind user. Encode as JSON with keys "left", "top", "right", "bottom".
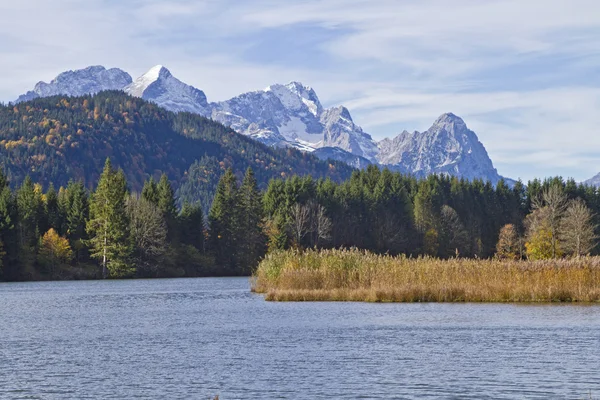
{"left": 265, "top": 81, "right": 323, "bottom": 117}
{"left": 124, "top": 65, "right": 209, "bottom": 115}
{"left": 14, "top": 65, "right": 509, "bottom": 184}
{"left": 16, "top": 66, "right": 132, "bottom": 103}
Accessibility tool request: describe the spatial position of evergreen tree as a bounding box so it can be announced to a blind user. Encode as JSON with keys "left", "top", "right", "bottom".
{"left": 238, "top": 167, "right": 267, "bottom": 273}
{"left": 157, "top": 174, "right": 177, "bottom": 218}
{"left": 0, "top": 185, "right": 17, "bottom": 280}
{"left": 65, "top": 181, "right": 89, "bottom": 261}
{"left": 156, "top": 174, "right": 178, "bottom": 241}
{"left": 178, "top": 202, "right": 205, "bottom": 251}
{"left": 141, "top": 177, "right": 159, "bottom": 205}
{"left": 16, "top": 176, "right": 43, "bottom": 250}
{"left": 45, "top": 184, "right": 61, "bottom": 233}
{"left": 87, "top": 159, "right": 133, "bottom": 278}
{"left": 208, "top": 168, "right": 239, "bottom": 272}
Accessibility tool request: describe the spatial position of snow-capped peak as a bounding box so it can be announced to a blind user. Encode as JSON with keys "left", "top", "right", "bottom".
{"left": 125, "top": 65, "right": 170, "bottom": 98}
{"left": 265, "top": 81, "right": 323, "bottom": 117}
{"left": 124, "top": 66, "right": 209, "bottom": 115}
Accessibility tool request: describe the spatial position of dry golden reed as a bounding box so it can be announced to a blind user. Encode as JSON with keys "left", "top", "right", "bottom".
{"left": 251, "top": 248, "right": 600, "bottom": 303}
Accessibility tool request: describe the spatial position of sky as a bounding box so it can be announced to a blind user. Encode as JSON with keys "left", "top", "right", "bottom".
{"left": 1, "top": 0, "right": 600, "bottom": 182}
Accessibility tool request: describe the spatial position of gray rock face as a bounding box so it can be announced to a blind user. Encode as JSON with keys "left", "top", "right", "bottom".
{"left": 16, "top": 66, "right": 132, "bottom": 103}
{"left": 320, "top": 106, "right": 378, "bottom": 161}
{"left": 124, "top": 65, "right": 210, "bottom": 115}
{"left": 15, "top": 65, "right": 508, "bottom": 183}
{"left": 211, "top": 82, "right": 379, "bottom": 159}
{"left": 377, "top": 113, "right": 502, "bottom": 183}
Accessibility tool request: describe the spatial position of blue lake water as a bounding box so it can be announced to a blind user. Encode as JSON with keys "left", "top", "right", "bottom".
{"left": 1, "top": 277, "right": 599, "bottom": 399}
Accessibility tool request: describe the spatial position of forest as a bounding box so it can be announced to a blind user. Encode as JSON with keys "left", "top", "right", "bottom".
{"left": 0, "top": 160, "right": 599, "bottom": 282}
{"left": 0, "top": 91, "right": 353, "bottom": 212}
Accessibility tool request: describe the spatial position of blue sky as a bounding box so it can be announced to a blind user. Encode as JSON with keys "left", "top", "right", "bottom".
{"left": 1, "top": 0, "right": 600, "bottom": 182}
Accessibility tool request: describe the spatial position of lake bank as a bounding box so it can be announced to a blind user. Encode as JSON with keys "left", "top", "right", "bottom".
{"left": 252, "top": 249, "right": 600, "bottom": 303}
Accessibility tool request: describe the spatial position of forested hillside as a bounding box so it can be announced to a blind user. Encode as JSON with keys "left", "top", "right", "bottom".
{"left": 0, "top": 91, "right": 353, "bottom": 208}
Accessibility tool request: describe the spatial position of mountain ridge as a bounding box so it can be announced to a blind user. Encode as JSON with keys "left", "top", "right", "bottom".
{"left": 14, "top": 65, "right": 509, "bottom": 183}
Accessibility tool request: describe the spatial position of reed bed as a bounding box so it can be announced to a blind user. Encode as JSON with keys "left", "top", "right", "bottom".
{"left": 251, "top": 249, "right": 600, "bottom": 302}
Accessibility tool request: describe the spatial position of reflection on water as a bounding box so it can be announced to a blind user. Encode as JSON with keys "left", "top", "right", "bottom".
{"left": 1, "top": 278, "right": 599, "bottom": 399}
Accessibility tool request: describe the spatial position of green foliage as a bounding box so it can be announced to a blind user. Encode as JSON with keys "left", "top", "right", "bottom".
{"left": 238, "top": 168, "right": 267, "bottom": 273}
{"left": 87, "top": 159, "right": 134, "bottom": 278}
{"left": 208, "top": 168, "right": 240, "bottom": 272}
{"left": 0, "top": 91, "right": 353, "bottom": 206}
{"left": 178, "top": 202, "right": 205, "bottom": 251}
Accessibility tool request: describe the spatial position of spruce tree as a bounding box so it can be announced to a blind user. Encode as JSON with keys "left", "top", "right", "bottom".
{"left": 65, "top": 181, "right": 89, "bottom": 261}
{"left": 156, "top": 174, "right": 178, "bottom": 241}
{"left": 208, "top": 169, "right": 239, "bottom": 272}
{"left": 45, "top": 184, "right": 61, "bottom": 233}
{"left": 87, "top": 159, "right": 133, "bottom": 278}
{"left": 238, "top": 167, "right": 266, "bottom": 273}
{"left": 157, "top": 174, "right": 177, "bottom": 219}
{"left": 141, "top": 177, "right": 159, "bottom": 205}
{"left": 179, "top": 202, "right": 205, "bottom": 251}
{"left": 0, "top": 186, "right": 17, "bottom": 280}
{"left": 17, "top": 176, "right": 43, "bottom": 249}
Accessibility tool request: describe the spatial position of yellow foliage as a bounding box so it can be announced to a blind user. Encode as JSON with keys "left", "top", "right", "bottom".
{"left": 39, "top": 229, "right": 73, "bottom": 267}
{"left": 525, "top": 228, "right": 562, "bottom": 260}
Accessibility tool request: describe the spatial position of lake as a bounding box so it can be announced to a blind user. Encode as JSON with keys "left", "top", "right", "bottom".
{"left": 1, "top": 278, "right": 599, "bottom": 399}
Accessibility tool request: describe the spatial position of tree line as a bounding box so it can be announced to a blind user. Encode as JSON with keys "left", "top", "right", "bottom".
{"left": 0, "top": 159, "right": 265, "bottom": 281}
{"left": 1, "top": 163, "right": 599, "bottom": 281}
{"left": 260, "top": 166, "right": 600, "bottom": 260}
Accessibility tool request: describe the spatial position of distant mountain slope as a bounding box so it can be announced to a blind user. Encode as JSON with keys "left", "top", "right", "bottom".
{"left": 313, "top": 147, "right": 371, "bottom": 169}
{"left": 0, "top": 92, "right": 353, "bottom": 208}
{"left": 583, "top": 173, "right": 600, "bottom": 187}
{"left": 15, "top": 65, "right": 510, "bottom": 183}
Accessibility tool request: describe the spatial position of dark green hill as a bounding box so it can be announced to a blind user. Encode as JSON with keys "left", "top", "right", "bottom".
{"left": 0, "top": 91, "right": 353, "bottom": 206}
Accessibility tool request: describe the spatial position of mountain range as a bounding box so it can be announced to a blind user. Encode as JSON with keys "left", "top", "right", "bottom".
{"left": 15, "top": 65, "right": 507, "bottom": 183}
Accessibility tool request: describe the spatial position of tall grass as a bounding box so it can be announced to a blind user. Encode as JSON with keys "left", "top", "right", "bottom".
{"left": 252, "top": 249, "right": 600, "bottom": 302}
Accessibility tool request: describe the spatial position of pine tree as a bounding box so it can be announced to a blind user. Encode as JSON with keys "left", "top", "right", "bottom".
{"left": 157, "top": 174, "right": 177, "bottom": 218}
{"left": 17, "top": 176, "right": 43, "bottom": 249}
{"left": 45, "top": 184, "right": 61, "bottom": 232}
{"left": 238, "top": 167, "right": 267, "bottom": 273}
{"left": 0, "top": 186, "right": 17, "bottom": 280}
{"left": 156, "top": 174, "right": 178, "bottom": 241}
{"left": 65, "top": 181, "right": 89, "bottom": 261}
{"left": 87, "top": 159, "right": 133, "bottom": 278}
{"left": 208, "top": 168, "right": 239, "bottom": 272}
{"left": 179, "top": 202, "right": 205, "bottom": 251}
{"left": 141, "top": 177, "right": 159, "bottom": 205}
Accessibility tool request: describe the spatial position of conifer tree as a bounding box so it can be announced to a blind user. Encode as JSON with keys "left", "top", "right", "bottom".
{"left": 157, "top": 174, "right": 177, "bottom": 219}
{"left": 141, "top": 177, "right": 159, "bottom": 205}
{"left": 45, "top": 184, "right": 61, "bottom": 233}
{"left": 178, "top": 202, "right": 205, "bottom": 251}
{"left": 0, "top": 185, "right": 17, "bottom": 279}
{"left": 208, "top": 168, "right": 239, "bottom": 272}
{"left": 238, "top": 167, "right": 267, "bottom": 273}
{"left": 64, "top": 181, "right": 89, "bottom": 261}
{"left": 17, "top": 176, "right": 43, "bottom": 249}
{"left": 156, "top": 174, "right": 178, "bottom": 241}
{"left": 87, "top": 159, "right": 133, "bottom": 278}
